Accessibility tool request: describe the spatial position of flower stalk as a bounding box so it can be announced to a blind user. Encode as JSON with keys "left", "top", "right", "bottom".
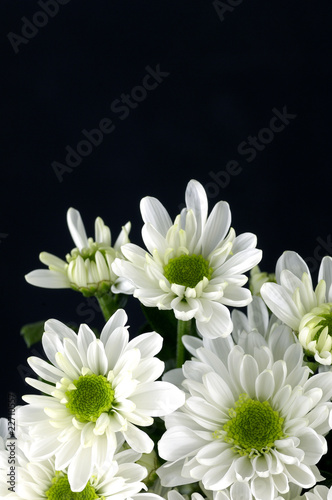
{"left": 176, "top": 319, "right": 192, "bottom": 368}
{"left": 97, "top": 292, "right": 127, "bottom": 321}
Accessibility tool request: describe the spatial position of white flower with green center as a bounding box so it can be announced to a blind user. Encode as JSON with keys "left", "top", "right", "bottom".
{"left": 25, "top": 207, "right": 131, "bottom": 297}
{"left": 112, "top": 180, "right": 262, "bottom": 339}
{"left": 261, "top": 251, "right": 332, "bottom": 365}
{"left": 157, "top": 342, "right": 332, "bottom": 500}
{"left": 8, "top": 441, "right": 148, "bottom": 499}
{"left": 16, "top": 309, "right": 185, "bottom": 492}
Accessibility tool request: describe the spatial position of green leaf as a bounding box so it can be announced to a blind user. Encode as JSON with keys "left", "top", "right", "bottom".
{"left": 20, "top": 320, "right": 45, "bottom": 347}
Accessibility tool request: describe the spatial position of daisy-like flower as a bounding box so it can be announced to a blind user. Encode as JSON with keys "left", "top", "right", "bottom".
{"left": 25, "top": 207, "right": 131, "bottom": 297}
{"left": 17, "top": 309, "right": 185, "bottom": 492}
{"left": 12, "top": 444, "right": 148, "bottom": 499}
{"left": 261, "top": 251, "right": 332, "bottom": 365}
{"left": 157, "top": 342, "right": 332, "bottom": 500}
{"left": 112, "top": 180, "right": 262, "bottom": 339}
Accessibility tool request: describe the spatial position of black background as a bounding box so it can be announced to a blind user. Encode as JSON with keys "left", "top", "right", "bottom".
{"left": 1, "top": 1, "right": 332, "bottom": 417}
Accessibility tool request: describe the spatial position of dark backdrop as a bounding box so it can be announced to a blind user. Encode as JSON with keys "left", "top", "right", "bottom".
{"left": 1, "top": 1, "right": 332, "bottom": 417}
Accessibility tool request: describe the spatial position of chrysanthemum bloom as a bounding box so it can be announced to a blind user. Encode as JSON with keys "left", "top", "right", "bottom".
{"left": 261, "top": 251, "right": 332, "bottom": 365}
{"left": 157, "top": 342, "right": 332, "bottom": 500}
{"left": 25, "top": 207, "right": 131, "bottom": 297}
{"left": 17, "top": 310, "right": 185, "bottom": 492}
{"left": 112, "top": 180, "right": 262, "bottom": 338}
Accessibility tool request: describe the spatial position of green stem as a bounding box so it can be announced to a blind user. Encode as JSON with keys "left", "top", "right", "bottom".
{"left": 97, "top": 292, "right": 127, "bottom": 322}
{"left": 176, "top": 319, "right": 192, "bottom": 368}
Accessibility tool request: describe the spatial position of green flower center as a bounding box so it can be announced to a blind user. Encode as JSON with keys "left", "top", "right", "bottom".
{"left": 221, "top": 394, "right": 284, "bottom": 456}
{"left": 164, "top": 254, "right": 212, "bottom": 288}
{"left": 46, "top": 473, "right": 99, "bottom": 499}
{"left": 66, "top": 374, "right": 114, "bottom": 423}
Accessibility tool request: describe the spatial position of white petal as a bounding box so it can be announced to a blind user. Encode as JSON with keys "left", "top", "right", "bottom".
{"left": 172, "top": 297, "right": 198, "bottom": 321}
{"left": 123, "top": 422, "right": 154, "bottom": 453}
{"left": 248, "top": 296, "right": 269, "bottom": 334}
{"left": 77, "top": 324, "right": 96, "bottom": 366}
{"left": 284, "top": 463, "right": 316, "bottom": 488}
{"left": 230, "top": 481, "right": 253, "bottom": 499}
{"left": 27, "top": 356, "right": 64, "bottom": 383}
{"left": 94, "top": 216, "right": 111, "bottom": 245}
{"left": 131, "top": 381, "right": 185, "bottom": 416}
{"left": 113, "top": 221, "right": 131, "bottom": 251}
{"left": 219, "top": 248, "right": 262, "bottom": 276}
{"left": 255, "top": 370, "right": 275, "bottom": 401}
{"left": 67, "top": 445, "right": 93, "bottom": 492}
{"left": 260, "top": 283, "right": 302, "bottom": 330}
{"left": 252, "top": 476, "right": 274, "bottom": 500}
{"left": 185, "top": 180, "right": 208, "bottom": 238}
{"left": 39, "top": 252, "right": 67, "bottom": 271}
{"left": 232, "top": 232, "right": 258, "bottom": 252}
{"left": 87, "top": 339, "right": 109, "bottom": 375}
{"left": 128, "top": 331, "right": 163, "bottom": 359}
{"left": 222, "top": 285, "right": 252, "bottom": 307}
{"left": 319, "top": 256, "right": 332, "bottom": 300}
{"left": 158, "top": 426, "right": 208, "bottom": 461}
{"left": 203, "top": 371, "right": 235, "bottom": 408}
{"left": 67, "top": 207, "right": 89, "bottom": 251}
{"left": 142, "top": 223, "right": 168, "bottom": 255}
{"left": 140, "top": 196, "right": 172, "bottom": 237}
{"left": 234, "top": 456, "right": 254, "bottom": 481}
{"left": 103, "top": 326, "right": 129, "bottom": 370}
{"left": 240, "top": 355, "right": 259, "bottom": 398}
{"left": 298, "top": 428, "right": 326, "bottom": 465}
{"left": 25, "top": 269, "right": 70, "bottom": 288}
{"left": 201, "top": 201, "right": 231, "bottom": 257}
{"left": 196, "top": 301, "right": 232, "bottom": 339}
{"left": 276, "top": 251, "right": 311, "bottom": 283}
{"left": 45, "top": 318, "right": 78, "bottom": 342}
{"left": 100, "top": 309, "right": 128, "bottom": 343}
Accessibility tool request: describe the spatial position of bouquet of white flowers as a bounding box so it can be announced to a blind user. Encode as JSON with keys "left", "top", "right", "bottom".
{"left": 1, "top": 180, "right": 331, "bottom": 500}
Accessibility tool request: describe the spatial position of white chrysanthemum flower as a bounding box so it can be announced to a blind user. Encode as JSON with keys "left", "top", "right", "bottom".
{"left": 261, "top": 251, "right": 332, "bottom": 365}
{"left": 25, "top": 207, "right": 131, "bottom": 297}
{"left": 112, "top": 180, "right": 262, "bottom": 339}
{"left": 17, "top": 309, "right": 185, "bottom": 492}
{"left": 157, "top": 342, "right": 332, "bottom": 500}
{"left": 13, "top": 444, "right": 148, "bottom": 499}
